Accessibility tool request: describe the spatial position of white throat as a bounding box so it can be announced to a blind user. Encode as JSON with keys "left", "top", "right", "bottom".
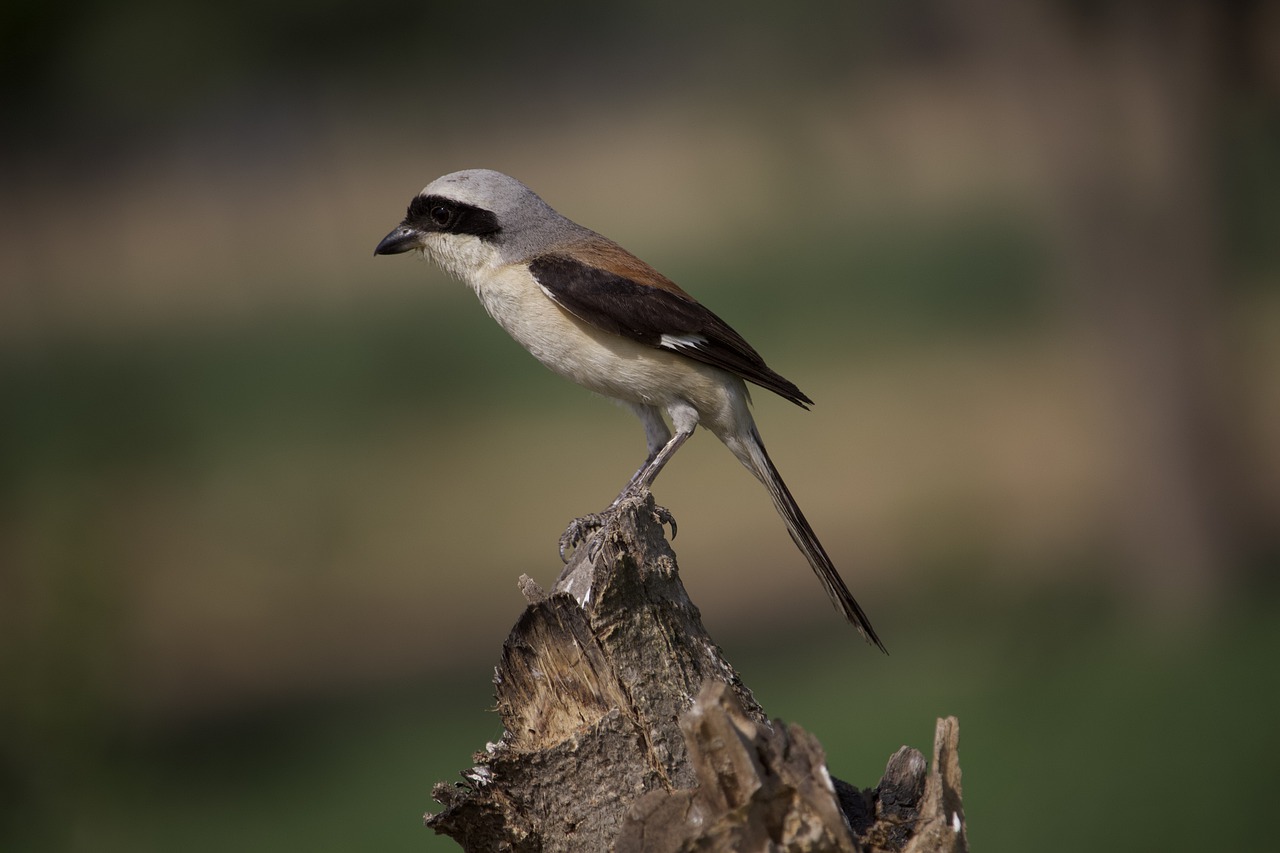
{"left": 421, "top": 233, "right": 503, "bottom": 286}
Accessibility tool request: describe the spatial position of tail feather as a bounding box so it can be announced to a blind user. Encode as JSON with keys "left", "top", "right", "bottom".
{"left": 741, "top": 427, "right": 886, "bottom": 653}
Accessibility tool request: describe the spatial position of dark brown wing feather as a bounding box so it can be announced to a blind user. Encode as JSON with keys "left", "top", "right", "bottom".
{"left": 529, "top": 248, "right": 811, "bottom": 408}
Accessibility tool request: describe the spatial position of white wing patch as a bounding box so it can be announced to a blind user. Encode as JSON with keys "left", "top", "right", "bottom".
{"left": 536, "top": 282, "right": 561, "bottom": 304}
{"left": 660, "top": 333, "right": 707, "bottom": 351}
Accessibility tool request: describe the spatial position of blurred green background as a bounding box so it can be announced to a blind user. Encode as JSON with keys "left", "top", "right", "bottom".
{"left": 3, "top": 1, "right": 1279, "bottom": 850}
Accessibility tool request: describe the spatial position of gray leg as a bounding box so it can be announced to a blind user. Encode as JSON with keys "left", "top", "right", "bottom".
{"left": 617, "top": 404, "right": 672, "bottom": 498}
{"left": 559, "top": 403, "right": 692, "bottom": 562}
{"left": 627, "top": 427, "right": 693, "bottom": 494}
{"left": 625, "top": 399, "right": 698, "bottom": 496}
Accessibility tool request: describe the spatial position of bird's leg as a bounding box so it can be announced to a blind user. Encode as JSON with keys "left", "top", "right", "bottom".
{"left": 617, "top": 403, "right": 673, "bottom": 496}
{"left": 623, "top": 425, "right": 692, "bottom": 495}
{"left": 559, "top": 407, "right": 691, "bottom": 561}
{"left": 616, "top": 448, "right": 662, "bottom": 501}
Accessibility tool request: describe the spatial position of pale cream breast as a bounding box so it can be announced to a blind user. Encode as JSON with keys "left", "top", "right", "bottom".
{"left": 469, "top": 264, "right": 750, "bottom": 435}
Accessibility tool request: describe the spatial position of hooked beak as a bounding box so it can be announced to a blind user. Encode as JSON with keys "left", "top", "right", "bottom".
{"left": 374, "top": 225, "right": 425, "bottom": 257}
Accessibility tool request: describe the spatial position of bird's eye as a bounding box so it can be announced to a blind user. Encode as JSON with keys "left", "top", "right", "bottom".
{"left": 430, "top": 205, "right": 452, "bottom": 227}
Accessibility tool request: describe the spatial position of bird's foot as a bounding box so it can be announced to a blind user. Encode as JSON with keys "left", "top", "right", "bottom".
{"left": 559, "top": 512, "right": 608, "bottom": 563}
{"left": 650, "top": 502, "right": 677, "bottom": 540}
{"left": 558, "top": 492, "right": 678, "bottom": 563}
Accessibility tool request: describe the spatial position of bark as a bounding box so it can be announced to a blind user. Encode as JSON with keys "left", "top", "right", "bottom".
{"left": 426, "top": 494, "right": 968, "bottom": 852}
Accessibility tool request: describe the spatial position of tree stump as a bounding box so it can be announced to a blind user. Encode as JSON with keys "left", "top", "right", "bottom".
{"left": 426, "top": 494, "right": 969, "bottom": 852}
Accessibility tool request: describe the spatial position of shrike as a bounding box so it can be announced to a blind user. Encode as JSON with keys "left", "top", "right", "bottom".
{"left": 375, "top": 169, "right": 884, "bottom": 651}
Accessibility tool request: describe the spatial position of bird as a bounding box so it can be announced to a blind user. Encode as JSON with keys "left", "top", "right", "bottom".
{"left": 374, "top": 169, "right": 884, "bottom": 651}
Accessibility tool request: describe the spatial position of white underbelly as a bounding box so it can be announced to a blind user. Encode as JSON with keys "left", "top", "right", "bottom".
{"left": 470, "top": 265, "right": 746, "bottom": 428}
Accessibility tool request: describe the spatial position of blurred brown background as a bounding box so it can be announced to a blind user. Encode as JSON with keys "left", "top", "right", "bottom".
{"left": 3, "top": 1, "right": 1278, "bottom": 850}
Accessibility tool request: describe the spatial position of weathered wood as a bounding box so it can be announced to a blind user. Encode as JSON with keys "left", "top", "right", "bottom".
{"left": 425, "top": 493, "right": 968, "bottom": 852}
{"left": 848, "top": 717, "right": 968, "bottom": 853}
{"left": 615, "top": 681, "right": 860, "bottom": 852}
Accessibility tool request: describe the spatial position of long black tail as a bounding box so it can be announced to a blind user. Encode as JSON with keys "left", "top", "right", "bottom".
{"left": 740, "top": 426, "right": 887, "bottom": 652}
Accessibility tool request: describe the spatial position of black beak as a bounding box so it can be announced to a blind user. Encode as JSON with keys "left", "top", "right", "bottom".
{"left": 374, "top": 225, "right": 423, "bottom": 257}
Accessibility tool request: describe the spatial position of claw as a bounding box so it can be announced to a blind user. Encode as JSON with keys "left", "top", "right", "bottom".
{"left": 559, "top": 513, "right": 606, "bottom": 562}
{"left": 653, "top": 504, "right": 677, "bottom": 540}
{"left": 559, "top": 496, "right": 678, "bottom": 561}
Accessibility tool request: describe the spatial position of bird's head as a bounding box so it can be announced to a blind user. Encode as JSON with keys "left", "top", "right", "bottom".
{"left": 374, "top": 169, "right": 571, "bottom": 281}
